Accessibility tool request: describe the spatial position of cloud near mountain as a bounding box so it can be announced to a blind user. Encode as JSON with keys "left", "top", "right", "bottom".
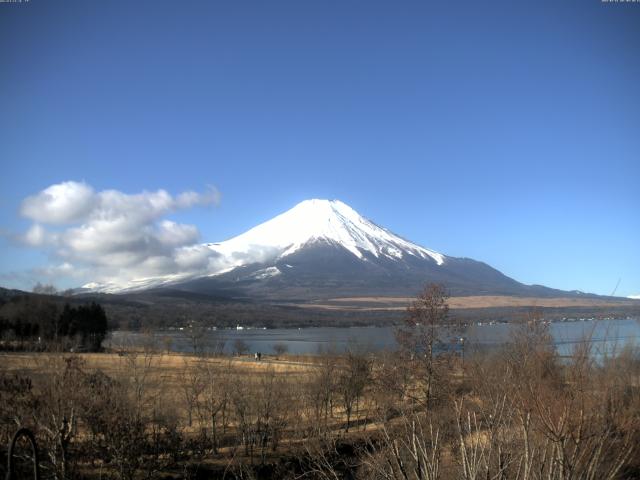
{"left": 18, "top": 181, "right": 222, "bottom": 287}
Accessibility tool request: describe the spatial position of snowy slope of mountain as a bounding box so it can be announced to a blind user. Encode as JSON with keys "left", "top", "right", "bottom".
{"left": 82, "top": 199, "right": 578, "bottom": 299}
{"left": 205, "top": 199, "right": 445, "bottom": 268}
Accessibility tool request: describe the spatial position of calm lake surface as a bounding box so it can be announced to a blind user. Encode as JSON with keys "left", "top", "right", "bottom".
{"left": 108, "top": 317, "right": 640, "bottom": 357}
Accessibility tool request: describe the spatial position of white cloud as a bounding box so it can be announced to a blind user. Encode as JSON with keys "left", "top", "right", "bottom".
{"left": 157, "top": 221, "right": 200, "bottom": 248}
{"left": 176, "top": 187, "right": 221, "bottom": 208}
{"left": 21, "top": 181, "right": 96, "bottom": 224}
{"left": 628, "top": 294, "right": 640, "bottom": 300}
{"left": 17, "top": 181, "right": 221, "bottom": 287}
{"left": 23, "top": 224, "right": 47, "bottom": 246}
{"left": 36, "top": 262, "right": 81, "bottom": 278}
{"left": 174, "top": 244, "right": 221, "bottom": 271}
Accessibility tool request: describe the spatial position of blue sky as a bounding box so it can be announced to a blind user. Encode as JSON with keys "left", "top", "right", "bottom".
{"left": 1, "top": 0, "right": 639, "bottom": 296}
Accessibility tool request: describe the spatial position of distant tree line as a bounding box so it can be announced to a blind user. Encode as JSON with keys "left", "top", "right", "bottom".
{"left": 70, "top": 292, "right": 640, "bottom": 332}
{"left": 0, "top": 295, "right": 109, "bottom": 351}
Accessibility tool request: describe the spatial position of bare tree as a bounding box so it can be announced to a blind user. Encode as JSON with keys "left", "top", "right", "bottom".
{"left": 32, "top": 282, "right": 58, "bottom": 295}
{"left": 395, "top": 283, "right": 455, "bottom": 408}
{"left": 197, "top": 358, "right": 230, "bottom": 454}
{"left": 306, "top": 351, "right": 338, "bottom": 435}
{"left": 208, "top": 328, "right": 227, "bottom": 356}
{"left": 272, "top": 343, "right": 288, "bottom": 357}
{"left": 228, "top": 374, "right": 254, "bottom": 458}
{"left": 254, "top": 367, "right": 293, "bottom": 462}
{"left": 0, "top": 372, "right": 36, "bottom": 446}
{"left": 179, "top": 359, "right": 203, "bottom": 427}
{"left": 372, "top": 349, "right": 412, "bottom": 418}
{"left": 337, "top": 350, "right": 371, "bottom": 432}
{"left": 234, "top": 339, "right": 250, "bottom": 356}
{"left": 162, "top": 335, "right": 174, "bottom": 354}
{"left": 359, "top": 413, "right": 442, "bottom": 480}
{"left": 186, "top": 320, "right": 207, "bottom": 355}
{"left": 33, "top": 356, "right": 85, "bottom": 479}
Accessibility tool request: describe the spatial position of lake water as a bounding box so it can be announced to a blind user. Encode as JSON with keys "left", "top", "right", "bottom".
{"left": 107, "top": 317, "right": 640, "bottom": 358}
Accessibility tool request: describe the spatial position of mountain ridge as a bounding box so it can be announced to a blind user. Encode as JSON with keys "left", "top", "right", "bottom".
{"left": 81, "top": 199, "right": 601, "bottom": 300}
{"left": 205, "top": 199, "right": 446, "bottom": 266}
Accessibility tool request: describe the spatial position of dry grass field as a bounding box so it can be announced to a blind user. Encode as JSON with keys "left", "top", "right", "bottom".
{"left": 0, "top": 350, "right": 320, "bottom": 412}
{"left": 293, "top": 295, "right": 640, "bottom": 311}
{"left": 0, "top": 350, "right": 360, "bottom": 477}
{"left": 0, "top": 351, "right": 316, "bottom": 375}
{"left": 2, "top": 319, "right": 639, "bottom": 479}
{"left": 0, "top": 351, "right": 343, "bottom": 435}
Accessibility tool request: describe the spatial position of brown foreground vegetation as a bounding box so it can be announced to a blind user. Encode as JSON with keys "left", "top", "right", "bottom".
{"left": 1, "top": 287, "right": 639, "bottom": 479}
{"left": 2, "top": 328, "right": 639, "bottom": 479}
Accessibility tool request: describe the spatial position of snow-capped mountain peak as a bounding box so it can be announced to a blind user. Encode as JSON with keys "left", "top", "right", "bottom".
{"left": 82, "top": 199, "right": 446, "bottom": 293}
{"left": 206, "top": 199, "right": 445, "bottom": 268}
{"left": 79, "top": 200, "right": 596, "bottom": 299}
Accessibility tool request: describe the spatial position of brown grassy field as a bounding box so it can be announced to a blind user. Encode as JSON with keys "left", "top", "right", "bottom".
{"left": 291, "top": 295, "right": 640, "bottom": 311}
{"left": 0, "top": 351, "right": 329, "bottom": 429}
{"left": 0, "top": 351, "right": 318, "bottom": 384}
{"left": 0, "top": 352, "right": 315, "bottom": 399}
{"left": 2, "top": 333, "right": 639, "bottom": 480}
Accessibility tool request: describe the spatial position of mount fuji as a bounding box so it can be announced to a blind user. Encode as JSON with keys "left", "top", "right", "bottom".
{"left": 83, "top": 199, "right": 577, "bottom": 300}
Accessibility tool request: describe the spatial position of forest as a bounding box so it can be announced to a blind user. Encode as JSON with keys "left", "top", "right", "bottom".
{"left": 0, "top": 295, "right": 109, "bottom": 353}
